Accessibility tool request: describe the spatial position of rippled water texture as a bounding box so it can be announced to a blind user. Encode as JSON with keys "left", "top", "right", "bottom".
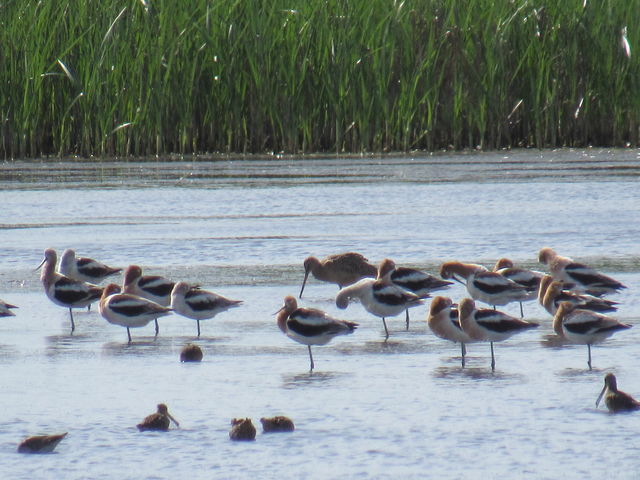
{"left": 1, "top": 149, "right": 640, "bottom": 479}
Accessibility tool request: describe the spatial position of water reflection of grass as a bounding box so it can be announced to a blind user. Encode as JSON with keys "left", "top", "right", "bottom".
{"left": 3, "top": 1, "right": 638, "bottom": 158}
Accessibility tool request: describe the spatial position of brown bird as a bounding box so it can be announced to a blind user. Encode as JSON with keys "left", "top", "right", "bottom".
{"left": 180, "top": 343, "right": 203, "bottom": 362}
{"left": 18, "top": 432, "right": 67, "bottom": 454}
{"left": 137, "top": 404, "right": 180, "bottom": 431}
{"left": 299, "top": 252, "right": 377, "bottom": 298}
{"left": 260, "top": 416, "right": 295, "bottom": 433}
{"left": 596, "top": 373, "right": 640, "bottom": 413}
{"left": 229, "top": 418, "right": 256, "bottom": 441}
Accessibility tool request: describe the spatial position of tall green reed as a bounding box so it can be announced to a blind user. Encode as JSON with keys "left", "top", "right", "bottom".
{"left": 1, "top": 0, "right": 638, "bottom": 158}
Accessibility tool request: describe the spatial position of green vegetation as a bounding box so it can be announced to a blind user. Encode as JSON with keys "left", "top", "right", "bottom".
{"left": 1, "top": 0, "right": 638, "bottom": 158}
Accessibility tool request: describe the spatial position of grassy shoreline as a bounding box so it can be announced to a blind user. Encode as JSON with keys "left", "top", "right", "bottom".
{"left": 2, "top": 0, "right": 638, "bottom": 158}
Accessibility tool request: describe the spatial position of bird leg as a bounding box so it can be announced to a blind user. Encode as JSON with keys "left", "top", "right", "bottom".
{"left": 405, "top": 310, "right": 410, "bottom": 331}
{"left": 127, "top": 327, "right": 132, "bottom": 344}
{"left": 154, "top": 319, "right": 159, "bottom": 337}
{"left": 461, "top": 342, "right": 466, "bottom": 368}
{"left": 197, "top": 320, "right": 201, "bottom": 338}
{"left": 68, "top": 308, "right": 75, "bottom": 333}
{"left": 382, "top": 318, "right": 389, "bottom": 340}
{"left": 308, "top": 345, "right": 314, "bottom": 372}
{"left": 587, "top": 344, "right": 592, "bottom": 371}
{"left": 490, "top": 342, "right": 496, "bottom": 371}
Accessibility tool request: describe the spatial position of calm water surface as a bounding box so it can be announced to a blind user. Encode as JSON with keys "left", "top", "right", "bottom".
{"left": 1, "top": 149, "right": 640, "bottom": 479}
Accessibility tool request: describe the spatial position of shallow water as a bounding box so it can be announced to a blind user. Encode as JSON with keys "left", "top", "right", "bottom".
{"left": 1, "top": 149, "right": 640, "bottom": 479}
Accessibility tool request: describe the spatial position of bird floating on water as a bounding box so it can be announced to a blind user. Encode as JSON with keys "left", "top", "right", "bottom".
{"left": 137, "top": 404, "right": 180, "bottom": 431}
{"left": 596, "top": 373, "right": 640, "bottom": 413}
{"left": 229, "top": 418, "right": 256, "bottom": 441}
{"left": 180, "top": 343, "right": 203, "bottom": 362}
{"left": 260, "top": 416, "right": 295, "bottom": 433}
{"left": 18, "top": 432, "right": 67, "bottom": 454}
{"left": 0, "top": 299, "right": 18, "bottom": 317}
{"left": 299, "top": 252, "right": 377, "bottom": 298}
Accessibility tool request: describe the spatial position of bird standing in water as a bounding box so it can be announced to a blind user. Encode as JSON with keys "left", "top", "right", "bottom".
{"left": 596, "top": 373, "right": 640, "bottom": 413}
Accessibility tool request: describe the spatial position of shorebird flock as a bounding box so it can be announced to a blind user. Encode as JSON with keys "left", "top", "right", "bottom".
{"left": 4, "top": 246, "right": 637, "bottom": 452}
{"left": 1, "top": 246, "right": 631, "bottom": 370}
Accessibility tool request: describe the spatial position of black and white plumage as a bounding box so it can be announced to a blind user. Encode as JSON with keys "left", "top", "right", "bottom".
{"left": 440, "top": 261, "right": 529, "bottom": 309}
{"left": 493, "top": 258, "right": 543, "bottom": 316}
{"left": 277, "top": 295, "right": 357, "bottom": 371}
{"left": 553, "top": 301, "right": 631, "bottom": 370}
{"left": 99, "top": 283, "right": 172, "bottom": 343}
{"left": 538, "top": 247, "right": 626, "bottom": 296}
{"left": 335, "top": 271, "right": 424, "bottom": 340}
{"left": 123, "top": 265, "right": 175, "bottom": 335}
{"left": 458, "top": 297, "right": 538, "bottom": 371}
{"left": 171, "top": 281, "right": 242, "bottom": 337}
{"left": 0, "top": 299, "right": 18, "bottom": 317}
{"left": 541, "top": 279, "right": 618, "bottom": 316}
{"left": 378, "top": 258, "right": 452, "bottom": 330}
{"left": 427, "top": 296, "right": 473, "bottom": 367}
{"left": 37, "top": 248, "right": 103, "bottom": 332}
{"left": 18, "top": 432, "right": 67, "bottom": 454}
{"left": 59, "top": 248, "right": 121, "bottom": 284}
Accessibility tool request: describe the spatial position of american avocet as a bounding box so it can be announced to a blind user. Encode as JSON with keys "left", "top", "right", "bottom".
{"left": 553, "top": 301, "right": 631, "bottom": 370}
{"left": 0, "top": 299, "right": 18, "bottom": 317}
{"left": 37, "top": 248, "right": 103, "bottom": 332}
{"left": 59, "top": 248, "right": 121, "bottom": 284}
{"left": 137, "top": 404, "right": 180, "bottom": 431}
{"left": 440, "top": 261, "right": 529, "bottom": 310}
{"left": 493, "top": 258, "right": 543, "bottom": 316}
{"left": 17, "top": 432, "right": 67, "bottom": 454}
{"left": 276, "top": 295, "right": 357, "bottom": 371}
{"left": 260, "top": 416, "right": 295, "bottom": 433}
{"left": 99, "top": 283, "right": 172, "bottom": 343}
{"left": 538, "top": 247, "right": 626, "bottom": 296}
{"left": 229, "top": 418, "right": 256, "bottom": 441}
{"left": 299, "top": 252, "right": 377, "bottom": 298}
{"left": 123, "top": 265, "right": 175, "bottom": 335}
{"left": 427, "top": 296, "right": 474, "bottom": 367}
{"left": 180, "top": 343, "right": 203, "bottom": 362}
{"left": 335, "top": 264, "right": 424, "bottom": 340}
{"left": 458, "top": 298, "right": 539, "bottom": 371}
{"left": 379, "top": 258, "right": 452, "bottom": 329}
{"left": 171, "top": 281, "right": 242, "bottom": 337}
{"left": 542, "top": 280, "right": 618, "bottom": 316}
{"left": 596, "top": 373, "right": 640, "bottom": 413}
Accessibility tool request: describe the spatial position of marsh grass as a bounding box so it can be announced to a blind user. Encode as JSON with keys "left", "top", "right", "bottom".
{"left": 1, "top": 0, "right": 638, "bottom": 158}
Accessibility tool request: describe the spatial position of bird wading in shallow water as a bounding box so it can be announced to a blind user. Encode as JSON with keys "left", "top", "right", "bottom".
{"left": 276, "top": 295, "right": 357, "bottom": 372}
{"left": 299, "top": 252, "right": 377, "bottom": 298}
{"left": 137, "top": 404, "right": 180, "bottom": 431}
{"left": 596, "top": 373, "right": 640, "bottom": 413}
{"left": 538, "top": 247, "right": 626, "bottom": 296}
{"left": 553, "top": 301, "right": 631, "bottom": 371}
